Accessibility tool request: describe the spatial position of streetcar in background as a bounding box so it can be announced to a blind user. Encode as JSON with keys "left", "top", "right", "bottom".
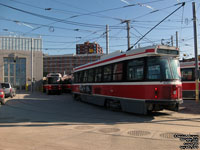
{"left": 72, "top": 45, "right": 182, "bottom": 114}
{"left": 43, "top": 73, "right": 62, "bottom": 95}
{"left": 61, "top": 74, "right": 73, "bottom": 93}
{"left": 180, "top": 59, "right": 199, "bottom": 99}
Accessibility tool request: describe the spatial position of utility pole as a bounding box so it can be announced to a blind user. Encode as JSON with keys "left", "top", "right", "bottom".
{"left": 122, "top": 20, "right": 131, "bottom": 50}
{"left": 171, "top": 35, "right": 173, "bottom": 46}
{"left": 176, "top": 31, "right": 178, "bottom": 48}
{"left": 127, "top": 20, "right": 130, "bottom": 50}
{"left": 192, "top": 2, "right": 199, "bottom": 102}
{"left": 106, "top": 24, "right": 109, "bottom": 55}
{"left": 31, "top": 38, "right": 33, "bottom": 92}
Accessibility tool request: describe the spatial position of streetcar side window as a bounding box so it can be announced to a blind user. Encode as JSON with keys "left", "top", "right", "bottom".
{"left": 113, "top": 63, "right": 123, "bottom": 81}
{"left": 74, "top": 72, "right": 78, "bottom": 83}
{"left": 127, "top": 59, "right": 144, "bottom": 81}
{"left": 103, "top": 65, "right": 112, "bottom": 82}
{"left": 95, "top": 67, "right": 102, "bottom": 82}
{"left": 181, "top": 68, "right": 194, "bottom": 81}
{"left": 79, "top": 71, "right": 84, "bottom": 83}
{"left": 83, "top": 70, "right": 88, "bottom": 83}
{"left": 88, "top": 69, "right": 94, "bottom": 82}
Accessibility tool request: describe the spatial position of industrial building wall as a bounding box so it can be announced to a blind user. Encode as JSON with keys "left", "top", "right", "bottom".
{"left": 0, "top": 50, "right": 43, "bottom": 90}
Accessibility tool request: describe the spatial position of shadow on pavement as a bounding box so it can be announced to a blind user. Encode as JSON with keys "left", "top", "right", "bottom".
{"left": 0, "top": 91, "right": 199, "bottom": 128}
{"left": 179, "top": 100, "right": 200, "bottom": 115}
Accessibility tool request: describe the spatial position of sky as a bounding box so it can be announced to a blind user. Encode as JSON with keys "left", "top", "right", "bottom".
{"left": 0, "top": 0, "right": 200, "bottom": 59}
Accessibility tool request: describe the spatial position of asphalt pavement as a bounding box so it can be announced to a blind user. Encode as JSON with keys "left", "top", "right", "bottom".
{"left": 0, "top": 91, "right": 199, "bottom": 150}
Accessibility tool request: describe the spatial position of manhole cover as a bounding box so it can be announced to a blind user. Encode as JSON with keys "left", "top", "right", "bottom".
{"left": 99, "top": 128, "right": 120, "bottom": 133}
{"left": 160, "top": 132, "right": 181, "bottom": 139}
{"left": 75, "top": 126, "right": 94, "bottom": 130}
{"left": 127, "top": 130, "right": 151, "bottom": 136}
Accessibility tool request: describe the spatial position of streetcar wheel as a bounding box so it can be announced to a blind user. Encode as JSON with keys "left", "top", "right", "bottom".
{"left": 73, "top": 94, "right": 81, "bottom": 101}
{"left": 174, "top": 104, "right": 179, "bottom": 112}
{"left": 105, "top": 99, "right": 111, "bottom": 109}
{"left": 1, "top": 99, "right": 6, "bottom": 105}
{"left": 47, "top": 90, "right": 51, "bottom": 95}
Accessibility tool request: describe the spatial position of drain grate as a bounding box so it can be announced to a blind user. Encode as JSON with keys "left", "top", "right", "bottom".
{"left": 75, "top": 126, "right": 94, "bottom": 130}
{"left": 160, "top": 132, "right": 181, "bottom": 139}
{"left": 127, "top": 130, "right": 151, "bottom": 136}
{"left": 99, "top": 128, "right": 120, "bottom": 133}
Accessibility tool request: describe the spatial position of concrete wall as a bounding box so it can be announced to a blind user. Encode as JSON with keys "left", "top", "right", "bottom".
{"left": 0, "top": 50, "right": 43, "bottom": 90}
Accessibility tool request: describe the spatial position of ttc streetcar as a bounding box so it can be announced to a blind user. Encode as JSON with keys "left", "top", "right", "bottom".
{"left": 180, "top": 60, "right": 200, "bottom": 99}
{"left": 72, "top": 45, "right": 182, "bottom": 114}
{"left": 43, "top": 73, "right": 62, "bottom": 95}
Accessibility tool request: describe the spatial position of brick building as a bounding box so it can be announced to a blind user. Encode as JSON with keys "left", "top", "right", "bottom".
{"left": 76, "top": 41, "right": 103, "bottom": 54}
{"left": 43, "top": 53, "right": 102, "bottom": 76}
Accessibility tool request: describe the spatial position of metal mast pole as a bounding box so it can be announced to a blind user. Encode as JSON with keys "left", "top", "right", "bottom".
{"left": 171, "top": 35, "right": 173, "bottom": 46}
{"left": 192, "top": 2, "right": 199, "bottom": 102}
{"left": 127, "top": 20, "right": 131, "bottom": 50}
{"left": 176, "top": 31, "right": 178, "bottom": 48}
{"left": 31, "top": 38, "right": 33, "bottom": 92}
{"left": 106, "top": 24, "right": 109, "bottom": 54}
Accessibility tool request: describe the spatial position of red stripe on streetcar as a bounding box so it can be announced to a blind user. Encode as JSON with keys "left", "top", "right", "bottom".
{"left": 72, "top": 84, "right": 182, "bottom": 100}
{"left": 145, "top": 49, "right": 155, "bottom": 53}
{"left": 75, "top": 54, "right": 126, "bottom": 71}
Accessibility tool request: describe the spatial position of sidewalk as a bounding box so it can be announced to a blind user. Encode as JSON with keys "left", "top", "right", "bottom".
{"left": 179, "top": 100, "right": 200, "bottom": 114}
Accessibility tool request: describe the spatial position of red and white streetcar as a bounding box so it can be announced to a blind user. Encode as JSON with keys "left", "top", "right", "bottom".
{"left": 43, "top": 73, "right": 62, "bottom": 95}
{"left": 72, "top": 45, "right": 182, "bottom": 114}
{"left": 180, "top": 60, "right": 199, "bottom": 99}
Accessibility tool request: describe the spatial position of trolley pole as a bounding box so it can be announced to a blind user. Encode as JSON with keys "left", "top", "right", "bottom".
{"left": 106, "top": 24, "right": 109, "bottom": 55}
{"left": 192, "top": 2, "right": 199, "bottom": 102}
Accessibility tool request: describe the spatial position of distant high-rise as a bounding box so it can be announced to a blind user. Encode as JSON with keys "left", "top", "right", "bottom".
{"left": 76, "top": 41, "right": 103, "bottom": 54}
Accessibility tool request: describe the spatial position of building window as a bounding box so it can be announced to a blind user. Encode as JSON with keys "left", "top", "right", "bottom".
{"left": 4, "top": 64, "right": 8, "bottom": 76}
{"left": 3, "top": 57, "right": 26, "bottom": 89}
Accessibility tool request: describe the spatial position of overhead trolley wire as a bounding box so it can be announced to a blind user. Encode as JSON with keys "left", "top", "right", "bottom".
{"left": 128, "top": 2, "right": 186, "bottom": 51}
{"left": 0, "top": 2, "right": 124, "bottom": 29}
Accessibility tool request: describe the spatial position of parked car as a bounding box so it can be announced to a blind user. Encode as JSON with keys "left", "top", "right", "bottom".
{"left": 0, "top": 84, "right": 5, "bottom": 105}
{"left": 0, "top": 83, "right": 16, "bottom": 98}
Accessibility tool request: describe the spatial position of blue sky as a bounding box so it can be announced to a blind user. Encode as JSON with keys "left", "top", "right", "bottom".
{"left": 0, "top": 0, "right": 199, "bottom": 58}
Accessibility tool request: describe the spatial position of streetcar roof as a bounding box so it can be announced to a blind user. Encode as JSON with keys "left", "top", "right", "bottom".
{"left": 74, "top": 45, "right": 179, "bottom": 72}
{"left": 47, "top": 73, "right": 62, "bottom": 77}
{"left": 180, "top": 61, "right": 200, "bottom": 68}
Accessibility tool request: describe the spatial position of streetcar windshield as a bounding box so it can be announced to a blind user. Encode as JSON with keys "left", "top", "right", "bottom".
{"left": 47, "top": 77, "right": 61, "bottom": 84}
{"left": 146, "top": 57, "right": 181, "bottom": 81}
